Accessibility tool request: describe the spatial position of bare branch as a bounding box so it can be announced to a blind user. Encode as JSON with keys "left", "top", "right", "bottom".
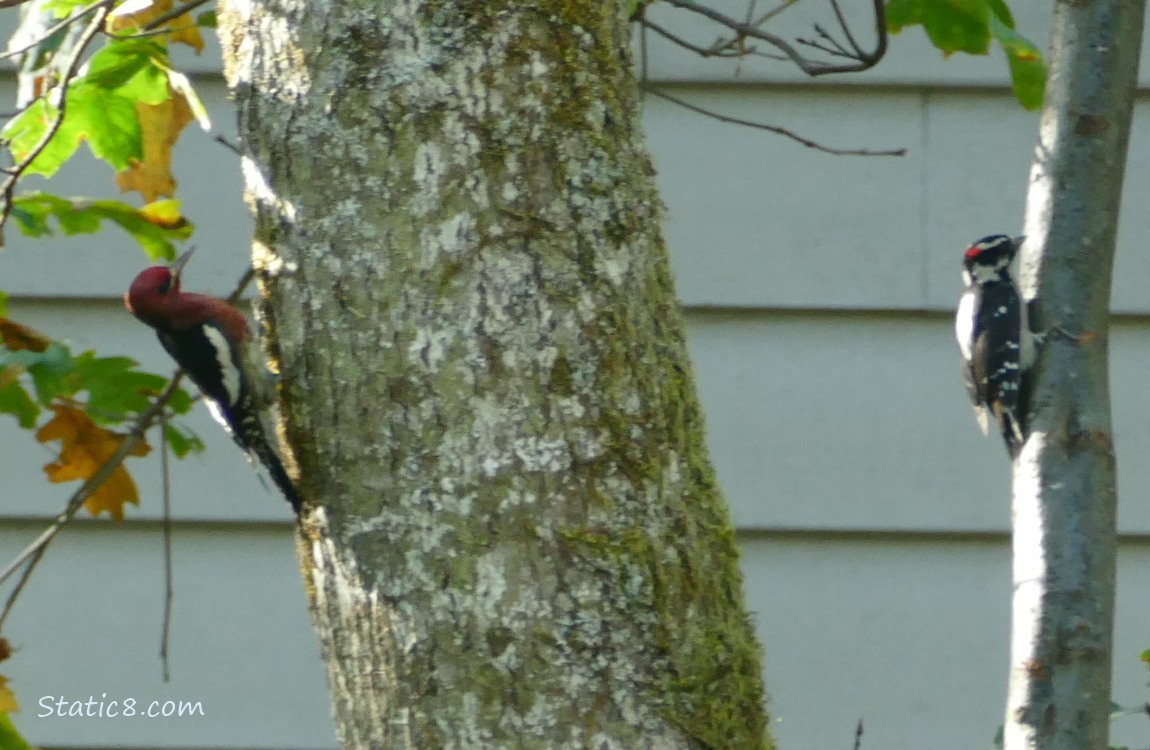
{"left": 214, "top": 133, "right": 242, "bottom": 155}
{"left": 0, "top": 0, "right": 106, "bottom": 62}
{"left": 829, "top": 0, "right": 863, "bottom": 57}
{"left": 641, "top": 17, "right": 784, "bottom": 60}
{"left": 645, "top": 88, "right": 905, "bottom": 157}
{"left": 660, "top": 0, "right": 887, "bottom": 77}
{"left": 159, "top": 410, "right": 174, "bottom": 682}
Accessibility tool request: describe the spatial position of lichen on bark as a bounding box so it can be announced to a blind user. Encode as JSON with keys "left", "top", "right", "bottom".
{"left": 217, "top": 0, "right": 770, "bottom": 747}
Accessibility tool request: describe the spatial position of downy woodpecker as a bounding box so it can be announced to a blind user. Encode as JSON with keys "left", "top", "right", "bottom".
{"left": 955, "top": 234, "right": 1036, "bottom": 458}
{"left": 125, "top": 249, "right": 300, "bottom": 513}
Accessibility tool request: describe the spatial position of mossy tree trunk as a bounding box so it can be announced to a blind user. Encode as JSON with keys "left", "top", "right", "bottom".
{"left": 216, "top": 1, "right": 769, "bottom": 747}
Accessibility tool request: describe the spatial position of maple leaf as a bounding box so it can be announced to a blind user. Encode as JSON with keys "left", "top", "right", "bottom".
{"left": 0, "top": 677, "right": 17, "bottom": 713}
{"left": 106, "top": 0, "right": 205, "bottom": 53}
{"left": 115, "top": 89, "right": 195, "bottom": 203}
{"left": 0, "top": 319, "right": 50, "bottom": 353}
{"left": 36, "top": 405, "right": 150, "bottom": 521}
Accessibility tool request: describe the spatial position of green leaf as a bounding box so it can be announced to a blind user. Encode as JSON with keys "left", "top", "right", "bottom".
{"left": 166, "top": 385, "right": 194, "bottom": 414}
{"left": 25, "top": 344, "right": 77, "bottom": 406}
{"left": 989, "top": 13, "right": 1046, "bottom": 110}
{"left": 84, "top": 39, "right": 171, "bottom": 106}
{"left": 164, "top": 422, "right": 204, "bottom": 458}
{"left": 72, "top": 352, "right": 170, "bottom": 420}
{"left": 0, "top": 379, "right": 40, "bottom": 429}
{"left": 0, "top": 343, "right": 76, "bottom": 406}
{"left": 987, "top": 0, "right": 1015, "bottom": 27}
{"left": 887, "top": 0, "right": 991, "bottom": 56}
{"left": 196, "top": 10, "right": 216, "bottom": 27}
{"left": 887, "top": 0, "right": 1045, "bottom": 109}
{"left": 11, "top": 193, "right": 192, "bottom": 260}
{"left": 0, "top": 713, "right": 35, "bottom": 750}
{"left": 2, "top": 88, "right": 142, "bottom": 177}
{"left": 0, "top": 291, "right": 7, "bottom": 318}
{"left": 2, "top": 99, "right": 81, "bottom": 178}
{"left": 67, "top": 84, "right": 143, "bottom": 169}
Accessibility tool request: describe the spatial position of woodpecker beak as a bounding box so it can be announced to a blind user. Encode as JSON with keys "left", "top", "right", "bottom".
{"left": 1013, "top": 235, "right": 1026, "bottom": 247}
{"left": 170, "top": 247, "right": 195, "bottom": 281}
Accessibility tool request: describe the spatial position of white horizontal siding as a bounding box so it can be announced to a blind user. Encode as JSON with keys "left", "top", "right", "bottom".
{"left": 2, "top": 524, "right": 333, "bottom": 749}
{"left": 747, "top": 534, "right": 1150, "bottom": 750}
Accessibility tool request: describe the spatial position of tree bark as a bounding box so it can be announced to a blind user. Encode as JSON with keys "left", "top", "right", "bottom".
{"left": 1007, "top": 2, "right": 1144, "bottom": 748}
{"left": 216, "top": 1, "right": 770, "bottom": 748}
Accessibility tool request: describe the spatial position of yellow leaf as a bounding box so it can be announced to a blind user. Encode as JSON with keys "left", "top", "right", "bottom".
{"left": 106, "top": 0, "right": 205, "bottom": 53}
{"left": 0, "top": 677, "right": 18, "bottom": 713}
{"left": 139, "top": 199, "right": 190, "bottom": 230}
{"left": 115, "top": 91, "right": 195, "bottom": 203}
{"left": 36, "top": 406, "right": 150, "bottom": 521}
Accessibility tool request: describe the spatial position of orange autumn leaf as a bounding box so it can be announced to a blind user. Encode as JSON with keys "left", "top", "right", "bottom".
{"left": 106, "top": 0, "right": 205, "bottom": 53}
{"left": 0, "top": 677, "right": 17, "bottom": 713}
{"left": 116, "top": 91, "right": 196, "bottom": 203}
{"left": 36, "top": 406, "right": 150, "bottom": 521}
{"left": 0, "top": 318, "right": 50, "bottom": 352}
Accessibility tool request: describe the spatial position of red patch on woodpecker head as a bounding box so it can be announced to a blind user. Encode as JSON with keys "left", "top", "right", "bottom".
{"left": 964, "top": 245, "right": 983, "bottom": 260}
{"left": 124, "top": 265, "right": 176, "bottom": 322}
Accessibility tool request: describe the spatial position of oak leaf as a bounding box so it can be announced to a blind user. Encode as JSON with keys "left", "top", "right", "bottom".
{"left": 36, "top": 405, "right": 150, "bottom": 520}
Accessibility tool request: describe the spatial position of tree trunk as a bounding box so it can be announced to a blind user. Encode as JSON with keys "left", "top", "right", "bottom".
{"left": 1006, "top": 2, "right": 1144, "bottom": 748}
{"left": 216, "top": 2, "right": 770, "bottom": 748}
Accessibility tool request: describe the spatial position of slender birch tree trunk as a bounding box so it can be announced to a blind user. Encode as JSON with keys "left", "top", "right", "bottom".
{"left": 1007, "top": 2, "right": 1144, "bottom": 748}
{"left": 216, "top": 2, "right": 769, "bottom": 747}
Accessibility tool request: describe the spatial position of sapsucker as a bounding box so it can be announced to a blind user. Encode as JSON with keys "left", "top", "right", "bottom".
{"left": 126, "top": 249, "right": 300, "bottom": 513}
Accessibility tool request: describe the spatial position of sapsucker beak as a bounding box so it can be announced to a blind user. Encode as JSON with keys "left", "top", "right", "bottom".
{"left": 170, "top": 247, "right": 196, "bottom": 281}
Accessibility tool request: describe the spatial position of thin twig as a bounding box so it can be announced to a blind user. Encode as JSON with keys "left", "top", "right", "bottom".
{"left": 641, "top": 17, "right": 784, "bottom": 60}
{"left": 852, "top": 719, "right": 864, "bottom": 750}
{"left": 214, "top": 134, "right": 242, "bottom": 155}
{"left": 159, "top": 410, "right": 173, "bottom": 682}
{"left": 0, "top": 3, "right": 111, "bottom": 239}
{"left": 140, "top": 0, "right": 213, "bottom": 31}
{"left": 750, "top": 0, "right": 799, "bottom": 28}
{"left": 0, "top": 0, "right": 105, "bottom": 62}
{"left": 662, "top": 0, "right": 886, "bottom": 76}
{"left": 829, "top": 0, "right": 863, "bottom": 57}
{"left": 645, "top": 88, "right": 906, "bottom": 157}
{"left": 800, "top": 24, "right": 852, "bottom": 58}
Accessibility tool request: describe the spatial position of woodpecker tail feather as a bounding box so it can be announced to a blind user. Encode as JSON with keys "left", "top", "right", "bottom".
{"left": 248, "top": 441, "right": 302, "bottom": 514}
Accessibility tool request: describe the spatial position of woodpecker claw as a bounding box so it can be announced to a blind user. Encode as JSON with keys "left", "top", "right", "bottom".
{"left": 1049, "top": 324, "right": 1095, "bottom": 345}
